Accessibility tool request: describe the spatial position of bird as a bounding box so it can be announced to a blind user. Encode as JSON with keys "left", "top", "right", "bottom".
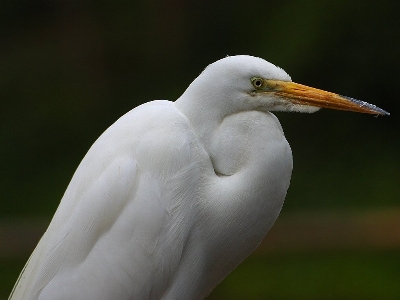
{"left": 9, "top": 55, "right": 389, "bottom": 300}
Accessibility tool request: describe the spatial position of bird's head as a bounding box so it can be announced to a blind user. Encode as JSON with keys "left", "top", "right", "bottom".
{"left": 179, "top": 55, "right": 389, "bottom": 116}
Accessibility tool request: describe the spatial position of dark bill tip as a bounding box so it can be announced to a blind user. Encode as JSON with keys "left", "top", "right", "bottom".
{"left": 340, "top": 95, "right": 390, "bottom": 116}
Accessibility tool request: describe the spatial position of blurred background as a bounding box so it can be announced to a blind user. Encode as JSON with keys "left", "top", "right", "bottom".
{"left": 1, "top": 0, "right": 399, "bottom": 299}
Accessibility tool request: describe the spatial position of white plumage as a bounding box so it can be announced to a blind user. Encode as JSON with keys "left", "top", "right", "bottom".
{"left": 9, "top": 55, "right": 387, "bottom": 300}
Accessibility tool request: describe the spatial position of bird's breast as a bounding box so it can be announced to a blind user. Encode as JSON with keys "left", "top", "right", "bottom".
{"left": 188, "top": 111, "right": 293, "bottom": 290}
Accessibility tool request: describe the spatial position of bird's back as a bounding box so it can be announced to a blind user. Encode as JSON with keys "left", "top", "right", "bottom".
{"left": 9, "top": 100, "right": 209, "bottom": 300}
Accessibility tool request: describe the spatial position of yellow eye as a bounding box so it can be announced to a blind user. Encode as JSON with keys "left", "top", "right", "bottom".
{"left": 251, "top": 77, "right": 263, "bottom": 89}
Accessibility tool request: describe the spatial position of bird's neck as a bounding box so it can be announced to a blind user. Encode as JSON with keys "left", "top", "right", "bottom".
{"left": 174, "top": 92, "right": 226, "bottom": 148}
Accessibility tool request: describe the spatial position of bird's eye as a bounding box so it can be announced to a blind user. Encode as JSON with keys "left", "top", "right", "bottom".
{"left": 251, "top": 77, "right": 264, "bottom": 89}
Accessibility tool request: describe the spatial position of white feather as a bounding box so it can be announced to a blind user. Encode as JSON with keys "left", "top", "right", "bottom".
{"left": 10, "top": 56, "right": 294, "bottom": 300}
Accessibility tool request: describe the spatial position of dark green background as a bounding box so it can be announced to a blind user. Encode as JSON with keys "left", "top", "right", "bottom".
{"left": 1, "top": 0, "right": 399, "bottom": 299}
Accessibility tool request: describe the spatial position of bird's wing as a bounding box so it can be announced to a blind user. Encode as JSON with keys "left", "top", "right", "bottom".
{"left": 9, "top": 101, "right": 203, "bottom": 300}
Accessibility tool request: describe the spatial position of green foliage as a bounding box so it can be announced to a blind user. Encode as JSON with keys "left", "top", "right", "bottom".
{"left": 1, "top": 0, "right": 399, "bottom": 298}
{"left": 208, "top": 250, "right": 400, "bottom": 300}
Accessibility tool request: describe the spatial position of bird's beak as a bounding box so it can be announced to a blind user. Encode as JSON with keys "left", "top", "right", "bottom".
{"left": 264, "top": 80, "right": 389, "bottom": 115}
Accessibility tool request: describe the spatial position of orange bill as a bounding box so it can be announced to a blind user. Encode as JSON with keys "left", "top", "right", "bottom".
{"left": 265, "top": 80, "right": 389, "bottom": 115}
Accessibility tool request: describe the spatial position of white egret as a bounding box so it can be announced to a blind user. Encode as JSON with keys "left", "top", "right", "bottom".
{"left": 9, "top": 55, "right": 388, "bottom": 300}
